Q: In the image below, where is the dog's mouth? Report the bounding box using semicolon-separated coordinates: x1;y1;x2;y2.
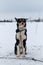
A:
19;25;24;28
18;22;25;29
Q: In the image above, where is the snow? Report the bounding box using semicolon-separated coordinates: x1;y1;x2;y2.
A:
0;22;43;65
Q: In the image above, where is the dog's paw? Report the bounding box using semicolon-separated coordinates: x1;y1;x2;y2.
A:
16;54;20;57
21;54;25;57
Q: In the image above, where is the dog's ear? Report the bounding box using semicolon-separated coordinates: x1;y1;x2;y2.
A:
25;18;28;21
23;18;28;22
15;17;18;22
23;19;27;22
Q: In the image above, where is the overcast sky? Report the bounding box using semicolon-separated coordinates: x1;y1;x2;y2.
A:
0;0;43;14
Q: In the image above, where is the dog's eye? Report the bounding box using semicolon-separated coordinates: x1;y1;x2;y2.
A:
18;21;21;23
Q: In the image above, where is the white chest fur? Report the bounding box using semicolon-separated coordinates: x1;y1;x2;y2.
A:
16;30;26;41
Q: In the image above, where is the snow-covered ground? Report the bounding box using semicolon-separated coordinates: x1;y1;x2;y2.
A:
0;22;43;65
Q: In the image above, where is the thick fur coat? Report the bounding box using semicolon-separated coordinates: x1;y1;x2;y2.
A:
14;18;27;57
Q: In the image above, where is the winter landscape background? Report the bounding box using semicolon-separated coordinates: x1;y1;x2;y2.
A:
0;13;43;65
0;0;43;65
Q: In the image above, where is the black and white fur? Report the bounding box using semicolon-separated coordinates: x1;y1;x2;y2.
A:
14;18;27;57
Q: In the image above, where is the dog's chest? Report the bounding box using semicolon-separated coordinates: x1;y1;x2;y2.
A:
16;30;26;41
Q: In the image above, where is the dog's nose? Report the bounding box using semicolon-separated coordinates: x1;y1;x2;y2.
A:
22;22;23;25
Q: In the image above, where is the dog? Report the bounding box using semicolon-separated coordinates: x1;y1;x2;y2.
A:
14;18;27;57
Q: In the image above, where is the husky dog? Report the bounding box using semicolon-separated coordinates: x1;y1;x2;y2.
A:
14;18;27;57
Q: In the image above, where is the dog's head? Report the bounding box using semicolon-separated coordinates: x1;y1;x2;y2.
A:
15;18;27;30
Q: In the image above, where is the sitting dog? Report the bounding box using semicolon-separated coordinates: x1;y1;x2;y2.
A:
14;18;27;57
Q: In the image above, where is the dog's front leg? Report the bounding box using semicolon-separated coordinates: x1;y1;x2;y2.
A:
22;39;26;57
17;45;20;57
22;47;25;57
